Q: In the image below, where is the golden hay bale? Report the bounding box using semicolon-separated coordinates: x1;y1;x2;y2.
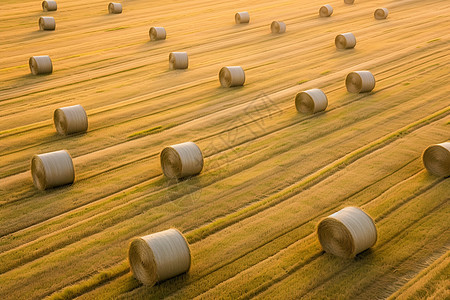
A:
271;21;286;33
235;12;250;24
319;4;333;17
42;0;57;11
108;2;122;14
169;52;188;70
335;32;356;49
29;55;53;75
219;66;245;87
160;142;203;179
128;228;191;286
54;104;88;135
295;89;328;114
422;142;450;177
374;8;389;20
149;27;166;41
345;71;375;93
344;0;355;4
39;16;55;30
31;150;75;190
317;207;377;258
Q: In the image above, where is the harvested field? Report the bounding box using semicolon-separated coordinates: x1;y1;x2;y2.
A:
0;0;449;299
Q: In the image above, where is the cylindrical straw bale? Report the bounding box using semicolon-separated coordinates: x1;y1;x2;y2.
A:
39;16;55;30
54;105;88;135
169;52;188;70
422;142;450;177
295;89;328;114
149;27;166;41
344;0;355;4
317;207;377;258
271;21;286;33
345;71;375;93
42;0;57;11
29;56;53;75
335;32;356;49
219;66;245;87
31;150;75;190
108;2;122;14
235;12;250;24
160;142;203;179
128;228;191;286
374;8;389;20
319;5;333;17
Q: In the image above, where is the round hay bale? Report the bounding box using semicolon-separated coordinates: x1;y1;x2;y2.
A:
219;66;245;87
108;2;122;14
39;16;55;30
29;55;53;75
295;89;328;114
345;71;375;93
169;52;188;70
160;142;203;179
149;27;166;41
54;104;88;135
271;21;286;34
344;0;355;4
374;8;389;20
335;32;356;49
422;142;450;177
319;4;333;17
128;228;191;286
317;207;377;258
42;0;57;11
31;150;75;190
235;12;250;24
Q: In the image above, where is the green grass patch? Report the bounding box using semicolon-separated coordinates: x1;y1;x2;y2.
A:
106;27;128;32
127;124;177;139
320;70;331;76
297;79;309;85
427;38;440;43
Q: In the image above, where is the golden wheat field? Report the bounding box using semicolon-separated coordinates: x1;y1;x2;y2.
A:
0;0;449;298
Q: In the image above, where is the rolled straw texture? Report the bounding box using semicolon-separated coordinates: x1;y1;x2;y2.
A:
42;0;57;11
335;32;356;49
108;2;122;14
271;21;286;33
39;16;55;30
344;0;355;4
319;5;333;17
31;150;75;190
149;27;166;41
345;71;376;93
295;89;328;114
235;12;250;24
219;66;245;87
29;55;53;75
128;228;191;286
160;142;203;179
54;104;88;135
169;52;188;69
374;8;389;20
422;142;450;177
317;207;377;258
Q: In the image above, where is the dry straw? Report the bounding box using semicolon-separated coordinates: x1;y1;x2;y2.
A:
169;52;188;69
295;89;328;114
335;32;356;49
39;16;55;30
128;228;191;286
422;142;450;177
160;142;204;179
374;8;389;20
235;12;250;24
108;2;122;14
271;21;286;33
344;0;355;4
317;207;377;258
219;66;245;87
149;27;166;41
42;0;57;11
31;150;75;190
54;104;88;135
29;56;53;75
346;71;375;93
319;5;333;17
